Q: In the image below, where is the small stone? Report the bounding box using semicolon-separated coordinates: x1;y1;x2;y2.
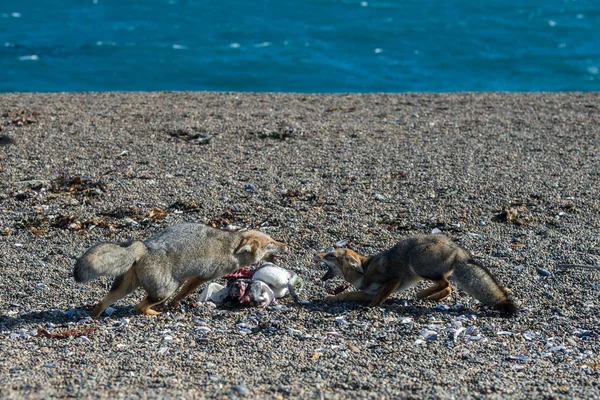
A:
509;355;531;362
245;184;257;192
420;330;438;341
335;239;350;247
348;345;360;353
158;347;169;355
537;268;552;277
431;228;442;234
123;217;138;226
522;331;536;341
231;385;249;396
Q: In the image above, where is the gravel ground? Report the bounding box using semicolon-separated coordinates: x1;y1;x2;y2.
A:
0;92;599;399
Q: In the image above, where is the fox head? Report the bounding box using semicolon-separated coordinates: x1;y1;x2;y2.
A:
235;230;288;265
314;248;366;283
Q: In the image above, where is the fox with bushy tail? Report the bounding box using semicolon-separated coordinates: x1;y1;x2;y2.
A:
74;223;287;318
315;234;517;316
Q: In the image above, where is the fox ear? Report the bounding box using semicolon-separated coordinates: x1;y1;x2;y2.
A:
345;255;364;274
236;238;258;254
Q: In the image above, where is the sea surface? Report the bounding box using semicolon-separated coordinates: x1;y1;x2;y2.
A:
1;0;599;92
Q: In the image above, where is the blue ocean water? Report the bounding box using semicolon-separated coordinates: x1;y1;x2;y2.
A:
1;0;599;93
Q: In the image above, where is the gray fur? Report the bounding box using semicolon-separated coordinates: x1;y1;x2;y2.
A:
319;234;516;314
73;241;147;283
73;223;287;314
372;235;514;309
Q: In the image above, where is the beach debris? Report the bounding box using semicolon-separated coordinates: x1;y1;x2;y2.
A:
0;134;16;146
325;105;357;112
558;263;600;271
492;205;533;225
37;326;97;339
329;282;351;295
537;268;553;277
197;282;228;303
167;127;213;144
579;362;600;369
149;208;167;220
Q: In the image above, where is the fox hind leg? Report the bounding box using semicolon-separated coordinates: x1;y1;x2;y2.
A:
91;268;139;318
135;296;164;316
170;277;205;307
416;279;451;301
135;278;181;316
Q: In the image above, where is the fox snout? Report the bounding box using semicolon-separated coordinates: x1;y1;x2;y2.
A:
314;253;339;281
275;241;288;253
321;266;338;281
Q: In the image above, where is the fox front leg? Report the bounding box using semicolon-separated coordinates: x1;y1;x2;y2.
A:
324;290;374;304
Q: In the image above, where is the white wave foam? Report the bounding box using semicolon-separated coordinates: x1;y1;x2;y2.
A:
19;55;39;61
172;44;187;50
96;41;117;46
548;20;556;27
254;42;271;48
229;43;240;49
361;1;368;6
12;12;21;18
588;66;599;75
374;48;382;54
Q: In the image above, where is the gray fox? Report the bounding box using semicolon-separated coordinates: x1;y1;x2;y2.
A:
74;223;287;317
315;234;517;315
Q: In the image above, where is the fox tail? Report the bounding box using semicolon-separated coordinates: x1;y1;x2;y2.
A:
73;240;147;283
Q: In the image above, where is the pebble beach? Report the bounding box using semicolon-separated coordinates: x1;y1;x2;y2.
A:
0;92;599;399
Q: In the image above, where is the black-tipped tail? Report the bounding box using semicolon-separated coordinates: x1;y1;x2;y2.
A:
495;300;519;317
